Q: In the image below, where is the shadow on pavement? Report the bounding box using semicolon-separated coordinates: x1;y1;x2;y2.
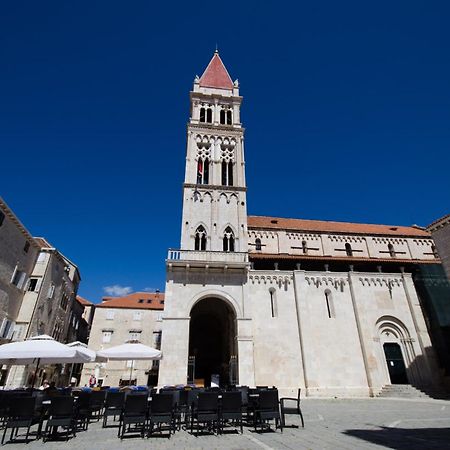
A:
343;426;450;449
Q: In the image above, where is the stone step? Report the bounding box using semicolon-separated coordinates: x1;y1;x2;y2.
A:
377;384;432;399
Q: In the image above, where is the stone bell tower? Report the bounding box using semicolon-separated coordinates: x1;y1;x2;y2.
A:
180;51;248;253
159;53;255;388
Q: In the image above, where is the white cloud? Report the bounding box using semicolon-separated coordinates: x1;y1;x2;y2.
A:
103;285;133;296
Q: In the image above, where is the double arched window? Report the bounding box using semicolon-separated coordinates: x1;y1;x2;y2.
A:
194;226;207;251
302;240;308;254
220;109;232;125
199;107;213;123
223;227;235;252
255;238;262;251
388;243;396;258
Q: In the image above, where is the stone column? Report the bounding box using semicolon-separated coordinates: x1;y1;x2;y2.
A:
237;318;255;387
157;317;190;387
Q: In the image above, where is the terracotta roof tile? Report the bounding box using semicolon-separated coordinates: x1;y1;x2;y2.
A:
98;292;165;310
248;215;430;238
199;52;234;90
76;295;93;306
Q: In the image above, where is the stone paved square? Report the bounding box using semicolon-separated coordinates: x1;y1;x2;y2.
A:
5;398;450;449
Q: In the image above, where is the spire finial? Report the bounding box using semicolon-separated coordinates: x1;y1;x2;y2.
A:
215;43;219;54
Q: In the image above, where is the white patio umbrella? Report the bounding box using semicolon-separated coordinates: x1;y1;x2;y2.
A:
0;334;91;387
97;341;162;385
67;341;107;363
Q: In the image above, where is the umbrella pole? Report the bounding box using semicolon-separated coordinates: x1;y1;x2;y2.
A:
31;358;40;389
129;360;134;386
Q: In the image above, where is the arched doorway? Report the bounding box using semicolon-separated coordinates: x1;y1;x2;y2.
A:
383;343;408;384
189;297;237;387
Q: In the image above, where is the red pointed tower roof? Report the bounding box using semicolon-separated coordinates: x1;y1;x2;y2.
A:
199;51;234;90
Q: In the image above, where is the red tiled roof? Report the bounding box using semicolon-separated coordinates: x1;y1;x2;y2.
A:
34;237;53;248
98;292;165;310
248;216;430;238
199;52;234;90
76;295;93;306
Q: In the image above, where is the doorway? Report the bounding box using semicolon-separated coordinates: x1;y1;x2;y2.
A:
383;343;408;384
189;297;237;387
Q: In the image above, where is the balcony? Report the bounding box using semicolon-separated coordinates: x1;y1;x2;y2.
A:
167;249;249;270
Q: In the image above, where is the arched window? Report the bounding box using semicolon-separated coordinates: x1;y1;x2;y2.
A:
197;159;210;184
223;227;235;252
206;108;212;123
220;110;226;124
255;238;262;251
199;107;206;123
302;240;308;254
226;110;232;125
194;226;207;251
345;243;353;257
325;289;334;318
221;161;233;186
388;243;396;258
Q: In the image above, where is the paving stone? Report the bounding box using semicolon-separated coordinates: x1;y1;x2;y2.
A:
6;398;450;449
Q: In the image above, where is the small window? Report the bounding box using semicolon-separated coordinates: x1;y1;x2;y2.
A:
199;107;206;122
133;311;142;321
102;330;113;343
220;109;226;124
153;330;162;348
0;211;5;227
194;225;207;251
106;310;115;320
11;268;27;290
147;299;152;304
128;330;141;341
302;241;308;254
221;161;233;186
345;243;353;257
27;278;39;291
325;290;334;318
255;238;262;251
37;252;46;263
138;299;144;303
23;241;30;253
269;288;277;318
0;319;15;339
47;283;55;299
388;243;396;258
206;108;212;123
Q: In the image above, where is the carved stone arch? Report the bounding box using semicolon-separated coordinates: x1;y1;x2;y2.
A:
229;193;239;204
193;221;209;236
376;315;411;341
220;223;237;236
203;192;213;203
187;289;242;319
219;193;228;203
192;190;202;202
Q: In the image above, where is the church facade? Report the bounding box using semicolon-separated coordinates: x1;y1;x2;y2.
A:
158;52;443;397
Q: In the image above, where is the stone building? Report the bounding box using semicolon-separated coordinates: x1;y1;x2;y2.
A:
5;237;82;387
0;197;40;346
158;52;449;396
81;292;164;387
427;214;450;279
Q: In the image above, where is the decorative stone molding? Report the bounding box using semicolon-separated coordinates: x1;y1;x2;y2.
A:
305;276;346;289
248;230;277;239
372;237;407;245
249;274;292;286
328;235;365;243
286;233;320;241
412;239;434;246
358;277;402;287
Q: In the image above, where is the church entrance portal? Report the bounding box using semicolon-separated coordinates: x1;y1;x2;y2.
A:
189;298;237;387
383;343;408;384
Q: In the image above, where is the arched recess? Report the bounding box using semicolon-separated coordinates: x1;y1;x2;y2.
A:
376;316;413;385
187;290;242;319
188;296;238;387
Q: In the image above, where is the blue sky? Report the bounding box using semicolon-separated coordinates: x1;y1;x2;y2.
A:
1;1;449;302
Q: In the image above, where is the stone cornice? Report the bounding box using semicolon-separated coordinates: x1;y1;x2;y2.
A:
184;183;247;193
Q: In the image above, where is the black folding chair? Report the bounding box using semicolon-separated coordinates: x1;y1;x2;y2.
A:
280;388;304;428
73;391;91;431
89;390;107;421
220;391;243;434
254;390;282;432
43;396;76;442
103;392;125;427
148;393;174;438
118;394;148;439
1;397;38;445
191;392;219;436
